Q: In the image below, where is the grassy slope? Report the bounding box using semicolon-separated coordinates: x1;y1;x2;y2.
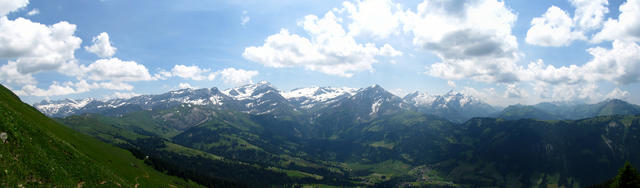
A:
0;84;202;187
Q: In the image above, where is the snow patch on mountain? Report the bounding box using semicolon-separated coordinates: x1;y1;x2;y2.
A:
282;86;357;109
370;99;383;116
222;81;273;101
34;98;96;116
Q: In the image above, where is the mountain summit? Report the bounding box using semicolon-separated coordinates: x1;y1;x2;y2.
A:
32;82;639;123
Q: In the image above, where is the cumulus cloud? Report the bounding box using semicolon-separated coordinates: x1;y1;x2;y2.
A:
110;92;140;99
0;17;82;74
26;8;38;16
243;8;401;77
178;82;194;89
84;32;117;57
17;83;77;96
520;59;585;85
81;58;154;82
522;40;640;86
0;0;158;97
570;0;608;31
155;65;258;86
516;40;640;103
404;0;521;83
170;65;212;81
531;81;600;102
16;80;133;97
525;6;585;47
582;40;640;85
93;81;134;91
343;0;402;38
0;61;36;85
593;0;640;42
605;88;631;99
215;68;258;86
504;84;528;98
525;0;608;47
0;0;28;16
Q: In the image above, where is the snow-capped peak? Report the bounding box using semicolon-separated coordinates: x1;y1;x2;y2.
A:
282;87;357;101
33;98;97;117
222;81;278;100
282;86;357;109
403;91;436;106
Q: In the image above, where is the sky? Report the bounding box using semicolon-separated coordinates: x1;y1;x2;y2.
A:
0;0;639;106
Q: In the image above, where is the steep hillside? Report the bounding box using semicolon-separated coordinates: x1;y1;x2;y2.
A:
0;84;202;187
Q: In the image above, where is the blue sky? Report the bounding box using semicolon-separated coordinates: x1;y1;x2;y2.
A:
1;0;639;106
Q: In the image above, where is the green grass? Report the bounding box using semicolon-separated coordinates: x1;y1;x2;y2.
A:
0;84;203;187
346;160;411;184
369;140;395;149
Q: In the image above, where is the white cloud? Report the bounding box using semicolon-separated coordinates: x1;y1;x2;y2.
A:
447;80;456;88
154;65;257;85
525;6;585;47
96;82;134;91
16;80;134;97
520;40;640;88
72;80;133;93
605;88;630;99
178;82;194;89
243;9;401;77
504;84;528;99
0;61;36;85
215;68;258;86
517;39;640;103
84;32;117;58
520;59;585;85
17;83;77;96
0;0;151;98
593;0;640;42
525;0;608;47
26;8;38;16
582;40;640;85
110;92;140;99
404;0;520;83
81;58;154;82
0;17;81;74
532;82;600;102
0;0;28;16
343;0;402;38
170;65;211;81
570;0;608;31
459;86;500;105
241;10;250;26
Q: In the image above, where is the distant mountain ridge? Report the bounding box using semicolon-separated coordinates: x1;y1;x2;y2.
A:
498;99;640;120
33;82;500;122
404;90;500;122
33;81;639;122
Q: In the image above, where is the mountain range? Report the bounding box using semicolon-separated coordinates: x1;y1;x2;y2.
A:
19;81;640;187
34;81;640;123
33;81;501;123
498;99;640;120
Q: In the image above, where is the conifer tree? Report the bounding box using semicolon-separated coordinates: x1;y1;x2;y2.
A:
611;162;640;188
